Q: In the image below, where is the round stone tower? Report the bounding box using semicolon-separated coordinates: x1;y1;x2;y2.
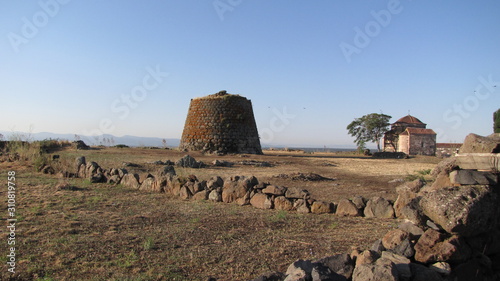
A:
179;91;263;155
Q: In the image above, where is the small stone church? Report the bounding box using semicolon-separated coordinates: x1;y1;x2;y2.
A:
383;115;437;156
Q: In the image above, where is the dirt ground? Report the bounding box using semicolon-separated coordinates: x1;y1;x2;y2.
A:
0;148;440;280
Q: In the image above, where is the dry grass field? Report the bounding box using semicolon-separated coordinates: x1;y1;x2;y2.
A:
0;146;440;280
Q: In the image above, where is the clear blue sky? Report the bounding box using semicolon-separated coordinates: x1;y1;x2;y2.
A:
1;1;499;147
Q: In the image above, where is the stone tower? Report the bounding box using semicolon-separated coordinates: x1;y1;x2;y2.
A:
179;91;263;155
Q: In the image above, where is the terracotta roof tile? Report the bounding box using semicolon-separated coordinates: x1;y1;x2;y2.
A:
394;115;425;125
400;128;436;135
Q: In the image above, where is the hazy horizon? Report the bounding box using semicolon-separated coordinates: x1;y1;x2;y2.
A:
2;1;499;147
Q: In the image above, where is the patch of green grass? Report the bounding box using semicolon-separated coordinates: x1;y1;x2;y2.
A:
329;221;339;229
417;169;432;175
143;237;155;251
117;250;139;268
269;210;288;222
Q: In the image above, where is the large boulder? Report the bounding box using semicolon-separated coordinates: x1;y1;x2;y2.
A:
352;258;399;281
285;187;310;199
274;196;294;211
262;185;287;196
364;197;394;219
284;259;313;281
121;173;140;189
380;251;411;281
419;185;499;237
459;133;500;153
382;229;414;258
314;254;354;280
336;199;362;217
250;193;273;209
311;201;334;214
414;229;471;264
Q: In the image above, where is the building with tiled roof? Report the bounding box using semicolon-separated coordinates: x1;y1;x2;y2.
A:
383;115;437;156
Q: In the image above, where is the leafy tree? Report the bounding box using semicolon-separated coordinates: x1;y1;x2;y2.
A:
347;113;392;152
495;109;500;133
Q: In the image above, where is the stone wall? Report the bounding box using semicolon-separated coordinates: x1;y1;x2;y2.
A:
49;153;500;281
179;91;262;155
399;133;436;156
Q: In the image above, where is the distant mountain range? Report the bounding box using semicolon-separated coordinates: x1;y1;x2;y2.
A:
0;131;180;147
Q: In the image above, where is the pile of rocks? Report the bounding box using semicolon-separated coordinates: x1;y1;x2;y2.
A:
251;157;500;280
64;152;500;280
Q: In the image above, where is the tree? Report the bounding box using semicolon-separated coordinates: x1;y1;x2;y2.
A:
347;113;392;152
494;109;500;133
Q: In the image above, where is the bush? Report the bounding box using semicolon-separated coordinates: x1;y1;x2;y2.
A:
115;144;129;148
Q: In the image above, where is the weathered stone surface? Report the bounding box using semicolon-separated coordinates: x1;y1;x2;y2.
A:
382;229;410;251
150;176;169;192
274;196;293;211
262;185;287;196
139;173;154;184
311;201;334;214
139;177;156;192
371;240;385;254
159;165;176;177
355;250;380;267
285;259;313;281
381;251;411;281
414;229;471;264
410;263;444;281
394;190;418;218
121;173;140;189
235;191;251;206
179;186;192;200
75;156;86;173
398;221;424;238
351;196;366;210
396;179;425;194
426;170;452;192
175;155;203;168
430;157;458;178
311;263;347;281
90;172;105;183
167;177;184;196
400;197;427;226
250;193;273;209
419;185;499;237
222;177;252;203
206;176;224;191
86;161;100;177
449;169;497;185
78;163;87;178
107;175;121;184
208;189;222;202
315;254;354;280
294;199;310;213
352;258;398;281
285;187;310;199
364;197;394;219
192;190;208;200
336;199;361;217
459;133;500;153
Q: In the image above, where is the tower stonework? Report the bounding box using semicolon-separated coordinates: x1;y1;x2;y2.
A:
179;91;263;155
